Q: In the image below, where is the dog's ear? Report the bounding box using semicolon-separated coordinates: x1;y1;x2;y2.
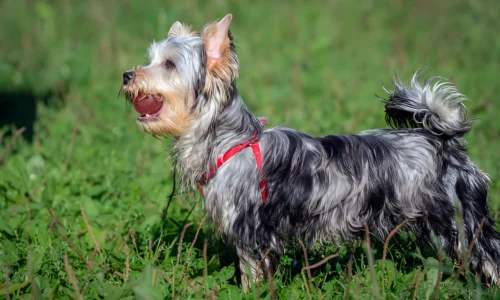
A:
202;14;233;70
168;21;194;38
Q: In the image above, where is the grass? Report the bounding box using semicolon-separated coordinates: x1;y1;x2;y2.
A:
1;0;499;298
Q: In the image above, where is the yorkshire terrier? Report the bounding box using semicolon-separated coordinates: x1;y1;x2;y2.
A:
121;14;500;289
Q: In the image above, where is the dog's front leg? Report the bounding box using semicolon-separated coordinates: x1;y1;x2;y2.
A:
237;246;278;293
237;247;260;292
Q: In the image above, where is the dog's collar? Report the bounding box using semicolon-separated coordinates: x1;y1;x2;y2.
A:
197;119;268;203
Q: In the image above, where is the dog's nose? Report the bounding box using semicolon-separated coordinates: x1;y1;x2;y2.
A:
123;71;135;85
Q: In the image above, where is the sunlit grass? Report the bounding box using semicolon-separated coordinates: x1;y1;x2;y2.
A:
1;0;499;298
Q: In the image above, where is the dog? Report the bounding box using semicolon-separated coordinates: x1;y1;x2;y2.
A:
121;14;500;289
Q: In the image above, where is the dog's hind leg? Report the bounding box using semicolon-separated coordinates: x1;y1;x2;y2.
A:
454;169;500;285
419;192;462;266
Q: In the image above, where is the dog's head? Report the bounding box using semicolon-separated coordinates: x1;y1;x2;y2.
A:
120;14;238;138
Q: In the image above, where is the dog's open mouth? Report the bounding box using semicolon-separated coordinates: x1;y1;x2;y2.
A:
132;93;164;121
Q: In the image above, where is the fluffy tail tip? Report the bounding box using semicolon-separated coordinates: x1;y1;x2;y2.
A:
383;70;475;137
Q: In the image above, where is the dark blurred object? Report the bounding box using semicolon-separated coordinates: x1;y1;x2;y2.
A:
0;90;46;143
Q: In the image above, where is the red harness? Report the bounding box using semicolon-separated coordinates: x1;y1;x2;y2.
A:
197;121;268;203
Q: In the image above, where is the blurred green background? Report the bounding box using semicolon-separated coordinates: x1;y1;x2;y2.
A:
1;0;499;298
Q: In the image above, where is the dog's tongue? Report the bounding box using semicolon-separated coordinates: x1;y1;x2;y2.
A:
133;94;163;115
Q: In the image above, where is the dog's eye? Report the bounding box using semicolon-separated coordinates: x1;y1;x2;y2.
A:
165;59;176;70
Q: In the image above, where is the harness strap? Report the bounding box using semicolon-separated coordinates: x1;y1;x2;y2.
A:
197;121;268;203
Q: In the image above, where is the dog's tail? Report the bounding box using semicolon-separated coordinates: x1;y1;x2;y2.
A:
383;70;474;138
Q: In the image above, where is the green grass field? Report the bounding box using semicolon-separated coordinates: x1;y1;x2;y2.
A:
1;0;499;298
